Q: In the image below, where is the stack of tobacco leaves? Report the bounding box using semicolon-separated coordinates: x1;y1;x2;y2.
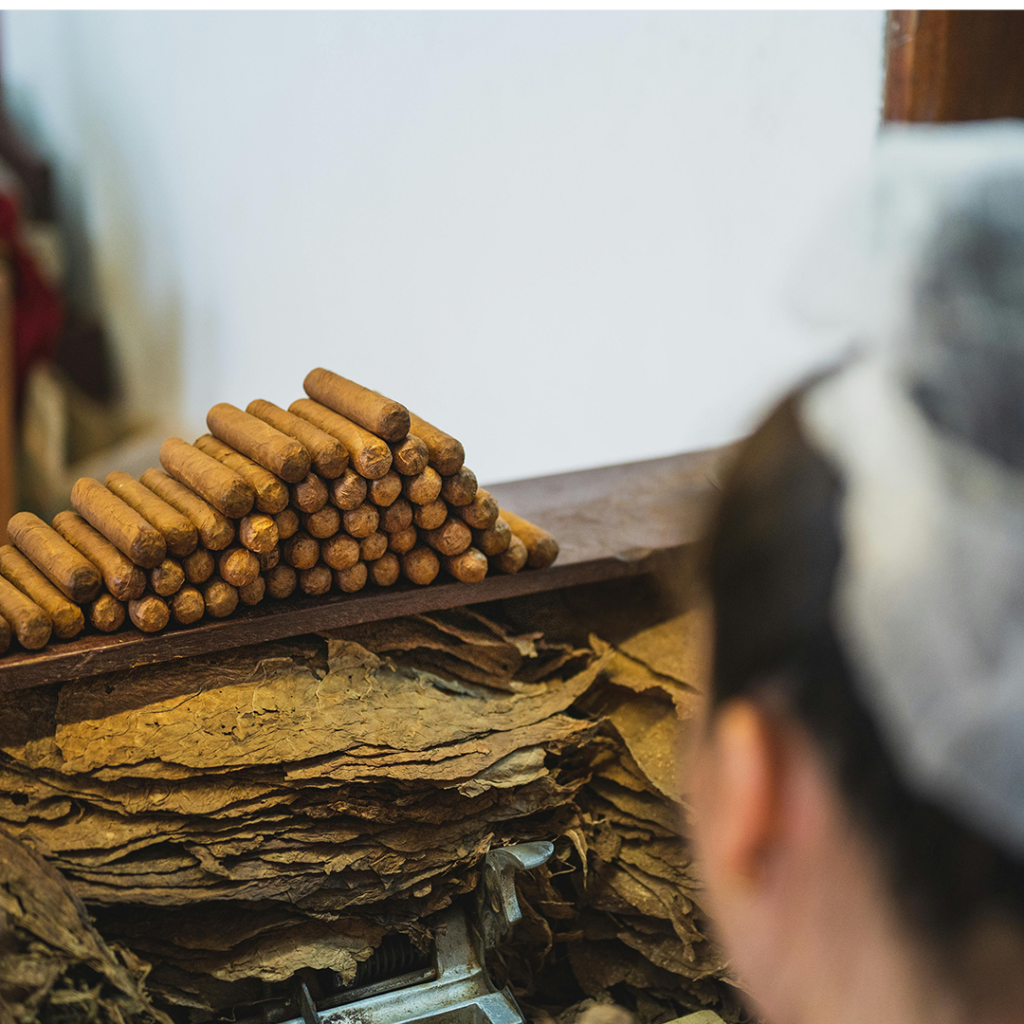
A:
0;578;743;1023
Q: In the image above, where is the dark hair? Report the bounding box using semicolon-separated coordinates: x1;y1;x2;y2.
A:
706;386;1024;946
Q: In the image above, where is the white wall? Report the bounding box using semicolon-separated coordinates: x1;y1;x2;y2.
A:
3;11;884;483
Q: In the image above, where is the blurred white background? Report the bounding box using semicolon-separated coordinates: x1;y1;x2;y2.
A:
3;11;884;484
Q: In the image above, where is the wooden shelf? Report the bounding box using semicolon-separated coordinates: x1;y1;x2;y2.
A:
0;448;725;692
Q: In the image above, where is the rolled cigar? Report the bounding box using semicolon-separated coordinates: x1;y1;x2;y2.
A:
369;552;400;587
401;546;440;586
413;498;448;531
217;547;260;588
193;434;289;514
149;558;185;597
499;509;560;569
274;508;300;541
170;585;205;625
159;437;254;519
289;399;393;480
401;467;442;506
8;512;102;603
444;547;488;584
207;403;310;483
0;545;83;639
0;576;50;649
258;546;281;571
474;517;512;556
380;498;413;534
423;518;472;557
246;399;348;479
408;412;464;476
239;513;279;553
182;547;215;585
140;468;235;551
302;505;341;540
202;577;238;619
70;477;166;569
128;594;170;633
320;534;360;571
89;593;125;633
453;488;499;530
368;471;402;508
264;564;298;600
303;368;410;442
105;471;198;557
334;562;368;593
298;563;332;596
329;469;368;511
389;435;429;476
282;531;319;570
342;504;379;539
493;533;528;574
238;575;266;606
441;467;478;507
290;472;328;514
52;511;146;601
0;613;10;654
388;525;418;555
359;531;388;562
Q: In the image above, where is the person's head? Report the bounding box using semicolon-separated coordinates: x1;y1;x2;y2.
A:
691;123;1024;1024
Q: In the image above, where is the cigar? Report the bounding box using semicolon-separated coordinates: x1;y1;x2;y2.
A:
0;545;84;640
401;467;442;506
202;577;238;619
140;469;235;551
0;576;51;649
182;547;215;585
334;562;368;593
217;547;260;588
149;558;185;597
329;469;368;511
453;489;499;530
401;546;440;586
8;512;102;603
193;434;290;514
70;477;166;569
258;546;281;572
290;472;328;514
128;594;170;633
342;504;379;539
413;498;448;531
359;532;388;562
443;547;488;584
474;517;512;557
105;471;198;558
245;399;348;479
274;508;300;541
282;531;319;570
369;552;400;587
289;399;393;480
301;506;341;540
388;525;418;555
298;564;332;596
423;518;472;557
408;412;465;476
170;585;205;625
367;471;402;508
389;435;429;477
380;498;413;534
89;593;126;633
207;403;311;483
239;513;279;553
264;565;298;600
492;533;527;574
159;437;254;519
0;613;10;654
499;509;560;569
303;368;410;443
320;534;360;571
52;511;146;602
238;575;266;606
440;467;478;507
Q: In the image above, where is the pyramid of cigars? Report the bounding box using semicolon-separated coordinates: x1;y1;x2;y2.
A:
0;369;559;656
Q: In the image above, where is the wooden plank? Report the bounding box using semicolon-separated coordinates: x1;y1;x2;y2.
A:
0;447;724;691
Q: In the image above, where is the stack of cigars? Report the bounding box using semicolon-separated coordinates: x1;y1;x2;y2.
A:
0;369;559;655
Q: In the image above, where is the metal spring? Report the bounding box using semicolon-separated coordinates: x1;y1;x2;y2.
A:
353;934;432;987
